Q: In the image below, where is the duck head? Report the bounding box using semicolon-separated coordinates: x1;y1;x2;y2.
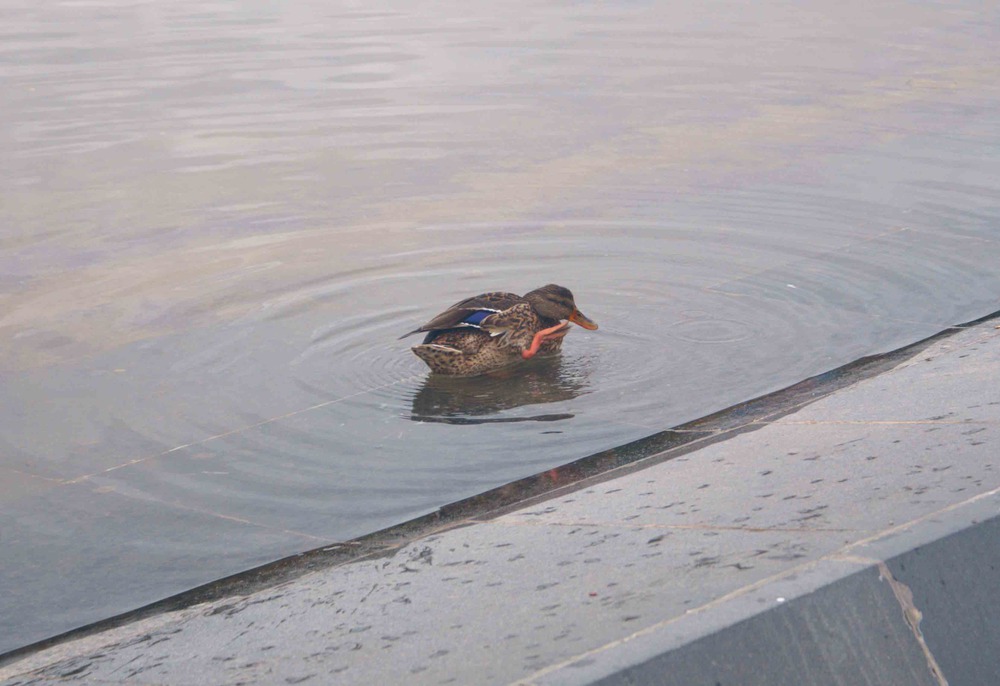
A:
524;284;598;330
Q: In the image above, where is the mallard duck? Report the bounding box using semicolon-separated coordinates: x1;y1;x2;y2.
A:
401;284;598;376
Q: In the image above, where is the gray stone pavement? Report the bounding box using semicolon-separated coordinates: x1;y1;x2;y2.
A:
2;321;999;685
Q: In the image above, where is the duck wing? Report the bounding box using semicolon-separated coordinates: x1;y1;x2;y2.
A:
400;292;526;339
476;302;539;351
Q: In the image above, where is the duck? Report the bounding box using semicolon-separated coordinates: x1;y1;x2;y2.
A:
401;284;598;376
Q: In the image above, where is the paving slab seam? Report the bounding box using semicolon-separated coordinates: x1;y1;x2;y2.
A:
833;483;1000;554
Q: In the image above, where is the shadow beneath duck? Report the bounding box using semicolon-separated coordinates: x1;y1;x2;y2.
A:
408;355;589;425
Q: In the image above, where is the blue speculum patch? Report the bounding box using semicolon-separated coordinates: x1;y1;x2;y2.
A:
463;310;492;325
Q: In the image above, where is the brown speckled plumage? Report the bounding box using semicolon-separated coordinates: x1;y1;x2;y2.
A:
402;284;598;376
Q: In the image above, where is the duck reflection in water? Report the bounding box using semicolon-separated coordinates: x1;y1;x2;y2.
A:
409;354;590;425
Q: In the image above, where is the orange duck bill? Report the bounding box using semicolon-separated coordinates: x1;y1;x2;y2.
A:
568;308;598;330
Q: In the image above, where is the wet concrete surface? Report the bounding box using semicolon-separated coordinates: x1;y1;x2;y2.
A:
1;320;999;685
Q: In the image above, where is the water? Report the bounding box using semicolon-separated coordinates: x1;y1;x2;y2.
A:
2;0;1000;653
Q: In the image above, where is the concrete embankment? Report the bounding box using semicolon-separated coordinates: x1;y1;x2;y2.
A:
2;318;999;685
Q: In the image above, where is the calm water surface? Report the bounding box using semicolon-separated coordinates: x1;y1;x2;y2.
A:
2;0;1000;651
